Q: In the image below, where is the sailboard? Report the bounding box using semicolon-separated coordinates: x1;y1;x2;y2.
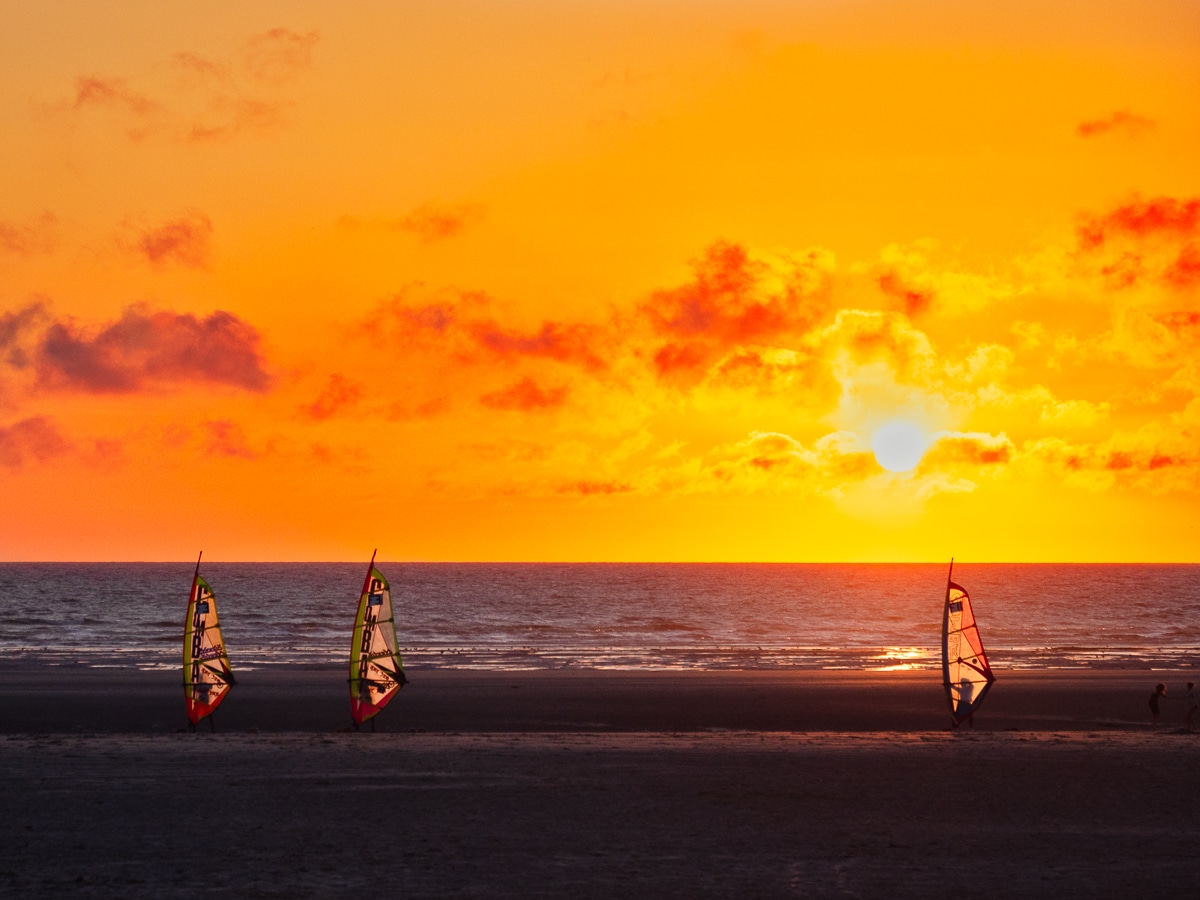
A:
942;560;995;727
183;552;236;726
349;550;407;726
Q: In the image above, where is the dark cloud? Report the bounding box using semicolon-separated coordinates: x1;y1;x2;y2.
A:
299;374;364;420
479;377;568;411
130;212;214;268
0;302;50;368
0;416;71;469
1077;110;1154;139
33;305;271;394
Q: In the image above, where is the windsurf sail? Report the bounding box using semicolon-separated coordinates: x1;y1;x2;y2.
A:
183;552;235;725
349;550;407;725
942;560;995;727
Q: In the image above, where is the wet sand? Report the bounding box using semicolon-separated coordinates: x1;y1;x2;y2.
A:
1;666;1197;897
0;664;1185;734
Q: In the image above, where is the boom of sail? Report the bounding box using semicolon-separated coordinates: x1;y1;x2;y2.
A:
942;563;995;727
183;554;235;725
349;551;407;725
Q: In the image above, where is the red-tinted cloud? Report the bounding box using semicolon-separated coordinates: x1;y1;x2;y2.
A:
202;420;257;459
1077;110;1154;139
1078;196;1200;249
300;374;364;420
877;269;935;316
1164;244;1200;289
0;416;71;469
33;306;271;394
479;377;567;411
924;432;1013;466
0;213;57;256
242;28;319;83
560;480;633;495
130;212;213;269
641;241;832;381
468;320;607;371
338;202;485;244
73;76;157;117
187;99;283;142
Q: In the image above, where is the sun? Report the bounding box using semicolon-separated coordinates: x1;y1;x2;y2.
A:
871;420;929;472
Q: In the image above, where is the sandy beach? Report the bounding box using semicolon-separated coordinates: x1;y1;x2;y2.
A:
1;665;1197;897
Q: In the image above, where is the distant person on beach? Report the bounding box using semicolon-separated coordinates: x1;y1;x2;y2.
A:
1186;682;1197;733
1149;683;1167;726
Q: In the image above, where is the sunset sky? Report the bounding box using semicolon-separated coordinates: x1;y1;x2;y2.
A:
2;1;1198;561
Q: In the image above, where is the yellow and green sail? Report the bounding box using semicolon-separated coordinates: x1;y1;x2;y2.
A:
183;553;235;725
349;550;407;725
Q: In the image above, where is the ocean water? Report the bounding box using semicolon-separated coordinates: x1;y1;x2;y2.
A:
0;563;1197;671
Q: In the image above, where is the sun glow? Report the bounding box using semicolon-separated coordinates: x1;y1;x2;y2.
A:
871;421;929;473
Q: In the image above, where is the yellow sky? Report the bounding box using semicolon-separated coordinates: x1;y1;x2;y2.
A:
2;1;1198;561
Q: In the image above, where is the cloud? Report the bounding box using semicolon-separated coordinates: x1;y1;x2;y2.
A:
479;377;568;411
697;430;876;495
868;242;1022;317
242;28;319;84
60;30;317;144
362;287;610;372
73;76;157;117
559;480;633;495
0;416;71;469
0;213;57;257
1023;435;1200;493
877;267;935;316
923;431;1014;466
0;302;51;369
468;319;608;371
1077;110;1155;139
1078;196;1199;248
30;305;271;394
339;203;485;244
299;374;364;420
640;241;835;381
202;420;257;459
126;212;214;269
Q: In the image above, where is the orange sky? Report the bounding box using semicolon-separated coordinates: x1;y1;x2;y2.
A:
2;1;1199;561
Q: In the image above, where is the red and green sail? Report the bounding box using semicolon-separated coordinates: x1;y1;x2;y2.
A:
349;550;407;725
183;554;235;725
942;561;995;726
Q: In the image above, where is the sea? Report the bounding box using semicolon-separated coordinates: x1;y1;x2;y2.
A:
1;563;1197;672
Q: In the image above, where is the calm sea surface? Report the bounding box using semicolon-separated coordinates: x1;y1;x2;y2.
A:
1;563;1197;671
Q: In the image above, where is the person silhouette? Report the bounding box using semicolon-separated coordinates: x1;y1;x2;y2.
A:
1186;682;1197;733
957;677;975;729
1149;683;1167;726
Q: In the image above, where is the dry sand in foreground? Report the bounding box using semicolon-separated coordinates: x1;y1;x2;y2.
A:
1;666;1198;898
1;731;1197;899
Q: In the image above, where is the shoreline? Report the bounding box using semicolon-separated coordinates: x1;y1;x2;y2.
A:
2;663;1194;734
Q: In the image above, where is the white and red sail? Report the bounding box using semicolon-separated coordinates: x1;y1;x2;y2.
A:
942;562;995;726
349;550;407;725
183;553;235;725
